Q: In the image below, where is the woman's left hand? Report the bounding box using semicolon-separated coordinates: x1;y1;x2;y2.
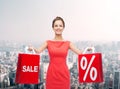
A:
83;47;95;53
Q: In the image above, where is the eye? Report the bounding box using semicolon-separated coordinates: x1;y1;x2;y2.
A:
59;25;63;27
54;25;58;27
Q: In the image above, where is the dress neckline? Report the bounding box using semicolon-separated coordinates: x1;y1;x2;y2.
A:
48;40;68;42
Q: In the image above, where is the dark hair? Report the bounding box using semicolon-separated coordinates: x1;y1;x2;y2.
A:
52;16;65;28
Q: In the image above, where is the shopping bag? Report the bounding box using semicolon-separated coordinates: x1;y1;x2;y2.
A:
15;53;40;84
78;47;103;83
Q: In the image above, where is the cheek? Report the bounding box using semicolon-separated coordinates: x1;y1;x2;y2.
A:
52;27;64;32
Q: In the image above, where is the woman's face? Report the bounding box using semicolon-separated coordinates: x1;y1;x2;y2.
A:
53;20;64;35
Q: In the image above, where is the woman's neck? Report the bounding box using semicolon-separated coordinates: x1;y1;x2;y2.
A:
54;35;64;41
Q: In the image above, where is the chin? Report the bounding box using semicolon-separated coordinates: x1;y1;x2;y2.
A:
56;33;62;35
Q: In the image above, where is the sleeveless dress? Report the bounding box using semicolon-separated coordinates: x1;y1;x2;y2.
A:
46;40;70;89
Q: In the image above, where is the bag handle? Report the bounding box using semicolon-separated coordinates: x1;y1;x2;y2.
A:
24;46;36;54
83;47;95;54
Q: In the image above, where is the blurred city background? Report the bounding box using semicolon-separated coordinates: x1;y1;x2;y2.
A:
0;40;120;89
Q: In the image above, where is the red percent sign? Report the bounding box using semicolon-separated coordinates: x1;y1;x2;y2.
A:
78;53;103;83
81;55;97;81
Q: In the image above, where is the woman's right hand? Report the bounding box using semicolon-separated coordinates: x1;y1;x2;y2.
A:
24;45;36;54
27;45;34;51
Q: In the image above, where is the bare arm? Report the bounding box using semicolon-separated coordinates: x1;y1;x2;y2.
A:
29;41;47;54
69;42;83;55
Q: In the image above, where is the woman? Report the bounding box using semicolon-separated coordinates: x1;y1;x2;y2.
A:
29;16;90;89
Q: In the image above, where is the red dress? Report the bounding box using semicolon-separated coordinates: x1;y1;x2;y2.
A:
46;40;70;89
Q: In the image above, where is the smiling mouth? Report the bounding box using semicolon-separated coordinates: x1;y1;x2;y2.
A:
56;29;61;32
57;30;61;32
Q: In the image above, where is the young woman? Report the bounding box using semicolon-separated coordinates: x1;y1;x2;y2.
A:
29;16;90;89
